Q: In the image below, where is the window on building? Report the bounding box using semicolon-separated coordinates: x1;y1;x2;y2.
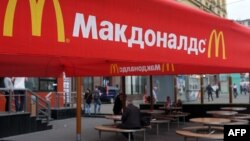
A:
125;76;147;95
26;77;57;92
217;0;220;6
178;73;250;105
83;77;93;91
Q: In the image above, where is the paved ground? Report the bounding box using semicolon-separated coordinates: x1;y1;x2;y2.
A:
1;117;213;141
1;94;248;141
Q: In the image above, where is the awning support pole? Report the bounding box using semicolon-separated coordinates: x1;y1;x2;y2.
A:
76;77;82;141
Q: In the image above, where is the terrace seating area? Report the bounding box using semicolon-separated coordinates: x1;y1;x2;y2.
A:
0;117;221;141
0;98;249;141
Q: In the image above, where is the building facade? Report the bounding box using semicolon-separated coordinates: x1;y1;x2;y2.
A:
176;0;227;18
1;0;233;111
237;19;250;27
79;0;229;103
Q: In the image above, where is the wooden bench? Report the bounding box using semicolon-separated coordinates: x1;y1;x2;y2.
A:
176;126;223;141
95;124;146;141
150;119;170;135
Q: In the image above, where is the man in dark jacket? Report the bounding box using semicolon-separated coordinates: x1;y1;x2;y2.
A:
118;99;141;141
206;84;214;102
84;88;92;115
113;93;124;115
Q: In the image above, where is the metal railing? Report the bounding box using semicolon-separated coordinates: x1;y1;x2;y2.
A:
46;92;84;109
0;88;51;123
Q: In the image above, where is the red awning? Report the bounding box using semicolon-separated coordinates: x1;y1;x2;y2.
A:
1;0;250;76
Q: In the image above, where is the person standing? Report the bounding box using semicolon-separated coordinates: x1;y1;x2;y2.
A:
113;92;124;115
4;77;13;112
13;77;26;112
117;99;141;141
152;86;158;103
214;84;220;98
206;84;214;102
233;83;238;98
243;83;247;95
93;86;101;114
84;88;92;116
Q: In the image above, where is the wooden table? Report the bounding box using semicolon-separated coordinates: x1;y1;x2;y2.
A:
206;110;238;118
167;113;189;127
220;107;247;111
190;117;230;132
105;115;122;121
190;117;231;126
140;110;165;114
159;106;182;114
232;114;250;120
150;119;170;135
159;106;182;110
105;115;121;124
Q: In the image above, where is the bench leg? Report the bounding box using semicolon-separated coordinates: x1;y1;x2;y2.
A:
98;131;101;141
128;133;131;141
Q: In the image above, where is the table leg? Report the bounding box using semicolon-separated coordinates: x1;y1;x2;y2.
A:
208;125;211;132
128;133;131;141
177;118;180;128
144;130;146;141
156;124;159;135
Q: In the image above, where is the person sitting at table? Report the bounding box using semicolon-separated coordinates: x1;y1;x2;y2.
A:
117;99;141;141
165;96;171;114
176;99;182;107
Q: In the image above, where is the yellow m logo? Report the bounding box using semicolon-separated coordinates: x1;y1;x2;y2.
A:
110;64;119;74
161;63;175;72
207;29;226;59
3;0;65;42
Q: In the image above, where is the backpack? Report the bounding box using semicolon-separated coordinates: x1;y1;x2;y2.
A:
0;77;5;88
93;90;100;100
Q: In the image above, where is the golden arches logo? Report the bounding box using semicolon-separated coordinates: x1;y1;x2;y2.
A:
3;0;65;42
110;64;119;74
207;29;226;59
161;63;175;72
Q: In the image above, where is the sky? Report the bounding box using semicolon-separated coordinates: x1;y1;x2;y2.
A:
226;0;250;20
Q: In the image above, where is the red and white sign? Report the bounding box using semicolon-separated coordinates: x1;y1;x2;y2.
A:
0;0;250;76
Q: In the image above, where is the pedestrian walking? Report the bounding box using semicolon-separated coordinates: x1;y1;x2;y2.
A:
233;83;238;98
84;88;92;115
206;84;214;102
93;86;101;114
